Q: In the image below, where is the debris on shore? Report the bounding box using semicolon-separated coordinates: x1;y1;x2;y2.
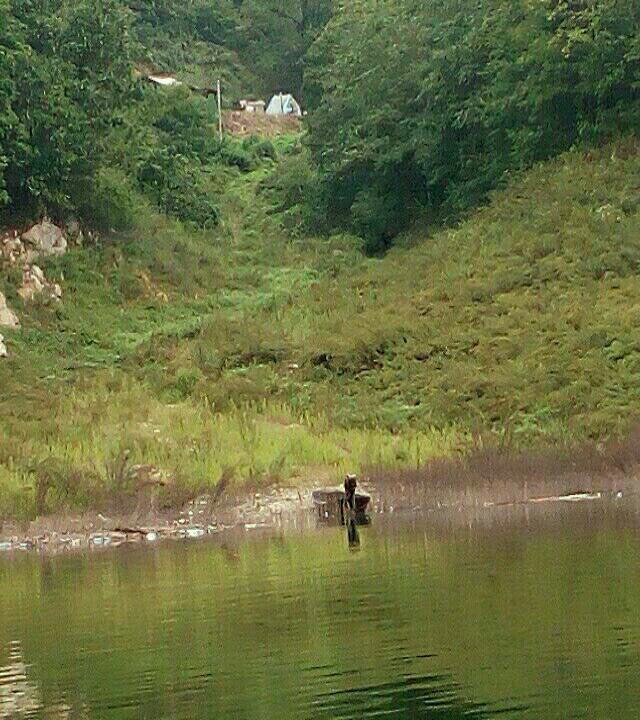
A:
0;485;314;556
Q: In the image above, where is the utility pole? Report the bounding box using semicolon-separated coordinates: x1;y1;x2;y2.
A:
217;79;223;141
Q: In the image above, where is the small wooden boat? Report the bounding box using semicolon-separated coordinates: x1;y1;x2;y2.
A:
312;488;371;520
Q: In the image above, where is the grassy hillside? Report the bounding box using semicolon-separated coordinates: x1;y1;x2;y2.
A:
1;137;639;519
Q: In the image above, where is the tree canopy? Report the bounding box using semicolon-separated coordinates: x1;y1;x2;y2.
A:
303;0;640;249
1;0;638;242
0;0;332;223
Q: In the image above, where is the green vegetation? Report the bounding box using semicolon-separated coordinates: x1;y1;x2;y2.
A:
2;139;640;518
130;0;333;101
1;0;639;520
0;0;332;226
300;0;640;249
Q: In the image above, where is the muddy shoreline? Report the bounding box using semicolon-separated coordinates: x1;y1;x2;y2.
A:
0;484;320;555
1;467;638;555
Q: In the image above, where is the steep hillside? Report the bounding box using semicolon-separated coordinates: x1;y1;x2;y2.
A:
129;0;259;100
1;138;639;519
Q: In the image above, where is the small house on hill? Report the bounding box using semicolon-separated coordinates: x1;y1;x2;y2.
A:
147;74;182;88
146;74;217;98
239;99;266;114
266;93;302;117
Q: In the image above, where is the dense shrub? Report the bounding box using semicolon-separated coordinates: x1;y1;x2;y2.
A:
261;146;324;232
242;136;277;162
137;149;220;228
150;87;218;161
217;137;277;172
1;0;135;217
218;140;256;172
76;167;139;232
306;0;640;247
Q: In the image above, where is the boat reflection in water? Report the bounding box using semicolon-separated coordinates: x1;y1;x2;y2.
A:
312;474;371;549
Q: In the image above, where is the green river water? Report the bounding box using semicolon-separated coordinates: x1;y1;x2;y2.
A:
1;504;639;719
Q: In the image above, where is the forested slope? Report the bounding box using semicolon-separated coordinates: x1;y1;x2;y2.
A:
293;0;640;249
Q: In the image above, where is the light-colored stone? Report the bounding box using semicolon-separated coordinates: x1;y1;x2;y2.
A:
66;219;81;237
0;292;19;328
17;265;62;303
30;265;45;284
66;219;84;246
0;234;27;266
22;220;67;258
0;334;7;358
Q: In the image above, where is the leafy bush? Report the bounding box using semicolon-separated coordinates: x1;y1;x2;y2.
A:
137;149;220;228
216;137;278;173
261;147;324;232
2;0;135;217
217;139;257;172
76;167;139;232
306;0;640;247
151;87;218;161
242;136;277;162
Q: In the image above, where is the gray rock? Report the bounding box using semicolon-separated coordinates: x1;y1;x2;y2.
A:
0;334;7;358
66;219;85;246
185;527;205;539
1;234;26;265
66;219;81;237
22;220;67;258
17;265;62;303
0;292;19;328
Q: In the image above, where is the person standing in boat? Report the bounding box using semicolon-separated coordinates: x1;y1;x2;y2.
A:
344;474;358;511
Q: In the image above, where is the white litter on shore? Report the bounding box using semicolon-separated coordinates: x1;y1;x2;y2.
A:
529;492;602;504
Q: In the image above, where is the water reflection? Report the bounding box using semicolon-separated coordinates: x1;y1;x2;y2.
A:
311;674;493;719
0;642;83;720
0;641;41;718
346;517;360;549
1;502;639;720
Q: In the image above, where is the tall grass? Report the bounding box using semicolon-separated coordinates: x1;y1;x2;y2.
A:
1;138;640;519
0;374;460;519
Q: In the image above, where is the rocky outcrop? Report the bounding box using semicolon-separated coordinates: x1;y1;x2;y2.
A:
66;219;85;246
0;334;7;358
0;232;29;266
0;220;68;330
21;220;67;258
0;292;19;329
17;265;62;303
1;221;70;266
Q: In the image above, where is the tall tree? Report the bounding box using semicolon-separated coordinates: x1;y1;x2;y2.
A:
3;0;135;214
238;0;333;102
0;0;22;205
304;0;640;248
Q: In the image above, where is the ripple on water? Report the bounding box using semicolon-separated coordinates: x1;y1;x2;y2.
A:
2;510;640;720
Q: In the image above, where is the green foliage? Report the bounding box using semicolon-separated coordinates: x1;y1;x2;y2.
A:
137;149;220;227
305;0;640;246
0;0;335;228
237;0;333;101
2;0;135;216
241;136;278;162
262;145;325;233
217;141;256;173
149;86;218;160
2;140;640;517
215;137;278;173
0;0;21;206
76;167;140;232
127;0;331;103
